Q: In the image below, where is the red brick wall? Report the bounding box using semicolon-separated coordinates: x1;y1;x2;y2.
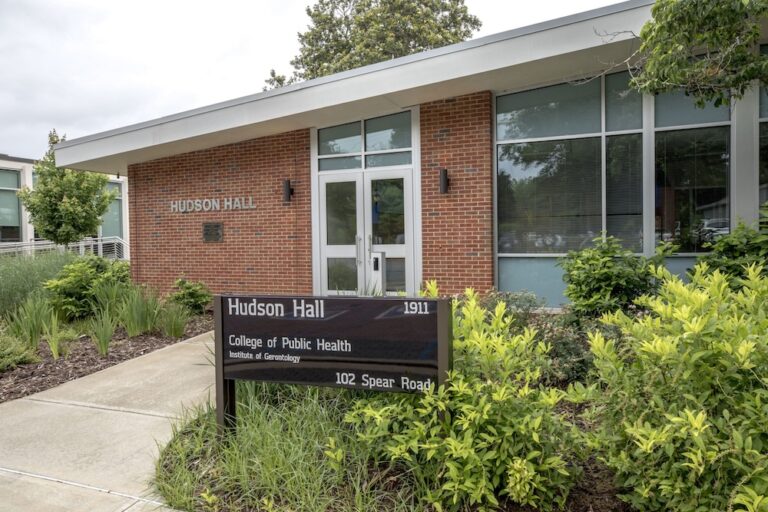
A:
127;129;312;295
420;92;494;294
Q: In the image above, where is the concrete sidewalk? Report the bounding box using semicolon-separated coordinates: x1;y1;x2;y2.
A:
0;331;215;512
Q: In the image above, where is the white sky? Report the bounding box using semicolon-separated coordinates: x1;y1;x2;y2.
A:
0;0;621;159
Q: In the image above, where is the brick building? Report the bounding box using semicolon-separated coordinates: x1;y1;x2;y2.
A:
56;0;768;305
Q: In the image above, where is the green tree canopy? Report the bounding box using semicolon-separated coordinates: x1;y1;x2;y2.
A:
18;130;116;247
265;0;480;89
631;0;768;107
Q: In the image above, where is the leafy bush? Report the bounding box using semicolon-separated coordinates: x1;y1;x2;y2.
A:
158;302;191;338
168;278;212;315
0;251;75;316
559;235;672;317
5;292;52;350
529;314;594;387
345;288;578;511
44;256;130;320
0;334;38;372
42;313;77;360
590;264;768;511
699;208;768;282
90;309;116;356
120;286;160;337
480;290;544;328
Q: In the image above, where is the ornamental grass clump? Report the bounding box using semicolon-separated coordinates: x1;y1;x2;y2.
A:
590;263;768;512
120;285;160;337
158;302;190;339
5;292;51;350
42;313;76;360
345;284;578;511
90;308;116;356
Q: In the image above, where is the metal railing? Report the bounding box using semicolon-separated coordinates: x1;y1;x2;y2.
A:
0;236;130;260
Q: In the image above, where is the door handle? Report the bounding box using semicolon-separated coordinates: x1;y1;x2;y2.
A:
356;235;362;266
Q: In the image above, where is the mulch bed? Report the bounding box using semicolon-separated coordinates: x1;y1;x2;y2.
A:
0;313;213;404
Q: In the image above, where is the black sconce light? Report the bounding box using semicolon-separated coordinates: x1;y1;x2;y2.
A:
283;179;294;202
439;168;450;194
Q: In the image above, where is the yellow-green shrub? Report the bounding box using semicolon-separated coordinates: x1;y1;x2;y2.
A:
345;288;578;511
590;264;768;511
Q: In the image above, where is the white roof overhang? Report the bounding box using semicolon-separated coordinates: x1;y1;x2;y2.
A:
55;0;653;174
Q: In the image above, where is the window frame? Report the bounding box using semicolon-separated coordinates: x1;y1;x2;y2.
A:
0;168;22;243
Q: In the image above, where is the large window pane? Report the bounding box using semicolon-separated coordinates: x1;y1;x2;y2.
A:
0;169;20;189
318;122;361;155
0;189;21;242
760;123;768;205
385;258;405;293
102;199;122;238
497;138;602;253
496;81;600;140
607;134;643;251
365;111;411;151
655;90;729;128
606;72;642;132
372;179;405;244
655;126;730;252
326;181;357;245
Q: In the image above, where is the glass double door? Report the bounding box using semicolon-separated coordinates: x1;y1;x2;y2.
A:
319;169;414;296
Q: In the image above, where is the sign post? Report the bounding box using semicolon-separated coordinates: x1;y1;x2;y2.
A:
214;295;452;431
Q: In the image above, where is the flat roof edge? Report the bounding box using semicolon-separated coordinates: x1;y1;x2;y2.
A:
55;0;652;152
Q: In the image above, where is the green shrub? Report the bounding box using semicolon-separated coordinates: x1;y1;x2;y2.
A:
345;288;578;511
0;334;38;372
5;292;51;350
168;278;212;315
120;286;160;337
158;302;191;339
589;264;768;511
0;251;75;316
699;209;768;282
480;290;544;328
529;314;594;387
559;235;673;317
44;256;130;320
42;313;77;360
90;309;116;356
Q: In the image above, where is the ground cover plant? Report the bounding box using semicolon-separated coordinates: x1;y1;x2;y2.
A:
156;383;419;512
0;251;75;316
589;264;768;511
169;278;212;314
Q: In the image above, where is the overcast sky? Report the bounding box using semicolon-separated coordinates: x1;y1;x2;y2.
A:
0;0;620;159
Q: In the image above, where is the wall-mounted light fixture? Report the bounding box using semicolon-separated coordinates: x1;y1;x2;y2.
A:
283;179;294;202
439;168;450;194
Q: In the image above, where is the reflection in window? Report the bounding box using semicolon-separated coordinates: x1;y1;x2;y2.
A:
318;122;361;155
385;258;405;292
497;138;601;253
365;111;411;151
326;181;357;245
371;179;405;244
328;258;357;292
0;169;21;242
607;134;643;251
655;127;730;252
496;80;600;140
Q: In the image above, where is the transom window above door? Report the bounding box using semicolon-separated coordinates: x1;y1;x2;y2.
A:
318;111;412;171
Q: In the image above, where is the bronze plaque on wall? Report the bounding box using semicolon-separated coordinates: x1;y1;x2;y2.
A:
202;223;223;242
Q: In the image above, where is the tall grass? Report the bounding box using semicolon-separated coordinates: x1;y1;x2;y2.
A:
90;280;129;317
120;286;160;337
157;302;190;339
0;251;76;316
42;313;76;360
90;309;116;356
155;383;418;512
5;292;51;350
